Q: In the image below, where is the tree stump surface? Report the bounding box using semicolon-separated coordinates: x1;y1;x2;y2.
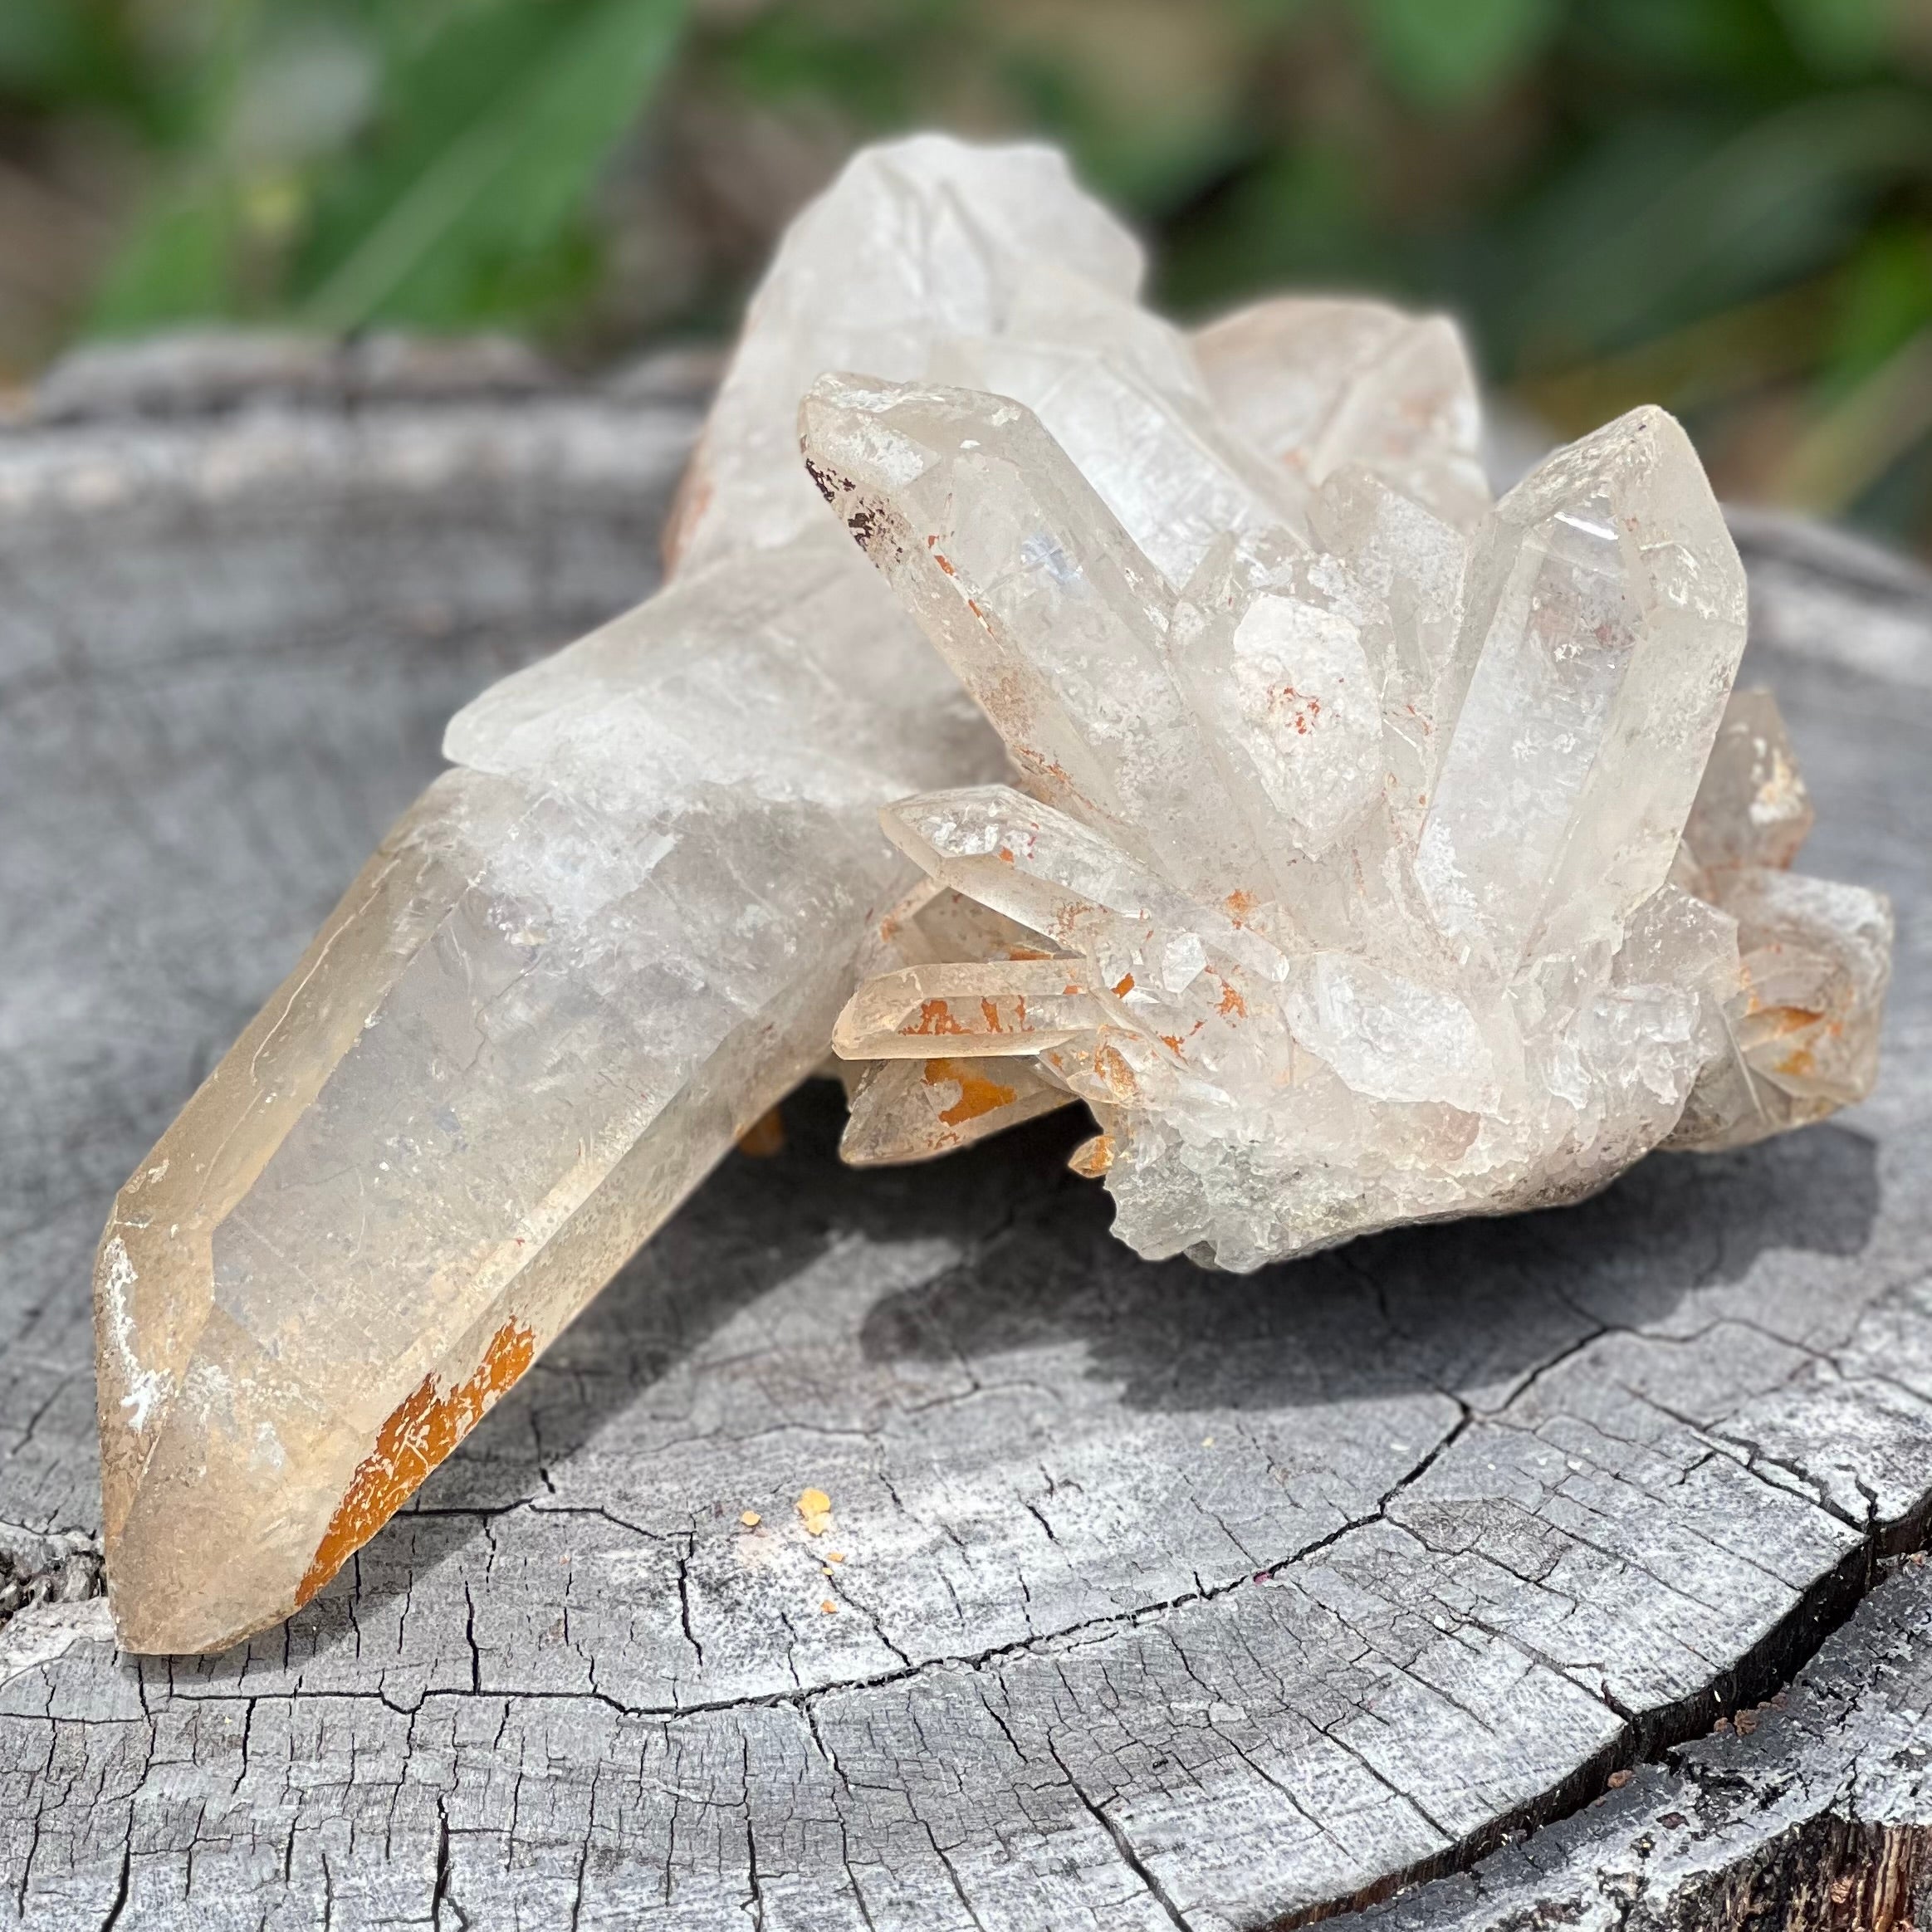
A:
2;340;1931;1931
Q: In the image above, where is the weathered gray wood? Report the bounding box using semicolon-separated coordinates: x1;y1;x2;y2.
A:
2;340;1930;1930
1367;1555;1932;1930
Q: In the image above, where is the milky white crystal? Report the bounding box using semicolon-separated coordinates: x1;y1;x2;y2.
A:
808;349;1893;1269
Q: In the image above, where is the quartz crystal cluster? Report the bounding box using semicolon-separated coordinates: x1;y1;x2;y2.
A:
808;357;1893;1269
91;132;1890;1656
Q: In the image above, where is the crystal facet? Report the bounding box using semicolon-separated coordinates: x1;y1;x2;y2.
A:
808;362;1892;1272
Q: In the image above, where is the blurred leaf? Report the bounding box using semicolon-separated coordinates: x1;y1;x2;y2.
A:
1362;0;1561;107
0;0;147;107
1507;90;1932;364
1773;0;1893;73
1825;223;1932;389
1161;142;1396;313
298;0;685;330
984;0;1255;215
86;185;247;333
719;1;951;126
1777;325;1932;508
79;2;263;334
1516;280;1830;432
1574;0;1812;88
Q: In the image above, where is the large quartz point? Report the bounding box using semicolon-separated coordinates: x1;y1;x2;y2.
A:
809;367;1893;1270
93;135;1183;1655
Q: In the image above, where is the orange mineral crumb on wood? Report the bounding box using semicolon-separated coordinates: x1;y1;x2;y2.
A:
924;1057;1017;1127
296;1317;535;1607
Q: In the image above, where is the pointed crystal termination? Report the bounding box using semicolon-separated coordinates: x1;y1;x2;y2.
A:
797;375;1269;906
834;878;1077;1167
1666;686;1890;1150
1192;296;1490;534
1415;406;1749;976
813;364;1891;1269
94;135;1181;1655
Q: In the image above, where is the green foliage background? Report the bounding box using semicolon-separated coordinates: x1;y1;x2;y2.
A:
6;0;1932;539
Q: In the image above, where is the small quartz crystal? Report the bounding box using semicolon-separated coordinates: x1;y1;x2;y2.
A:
808;352;1892;1269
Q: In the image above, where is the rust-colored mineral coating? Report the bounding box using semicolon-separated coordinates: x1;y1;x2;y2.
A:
296;1318;534;1608
928;1059;1019;1127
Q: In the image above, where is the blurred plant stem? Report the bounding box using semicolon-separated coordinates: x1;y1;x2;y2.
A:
1776;327;1932;512
301;0;685;330
1515;282;1834;432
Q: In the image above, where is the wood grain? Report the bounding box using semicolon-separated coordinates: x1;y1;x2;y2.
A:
2;340;1930;1930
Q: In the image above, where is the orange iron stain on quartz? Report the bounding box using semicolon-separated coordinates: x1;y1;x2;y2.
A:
1068;1132;1113;1177
296;1318;535;1607
924;1058;1018;1126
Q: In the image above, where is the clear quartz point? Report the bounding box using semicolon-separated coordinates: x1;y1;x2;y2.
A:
834;878;1075;1166
812;360;1892;1271
1193;296;1491;533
